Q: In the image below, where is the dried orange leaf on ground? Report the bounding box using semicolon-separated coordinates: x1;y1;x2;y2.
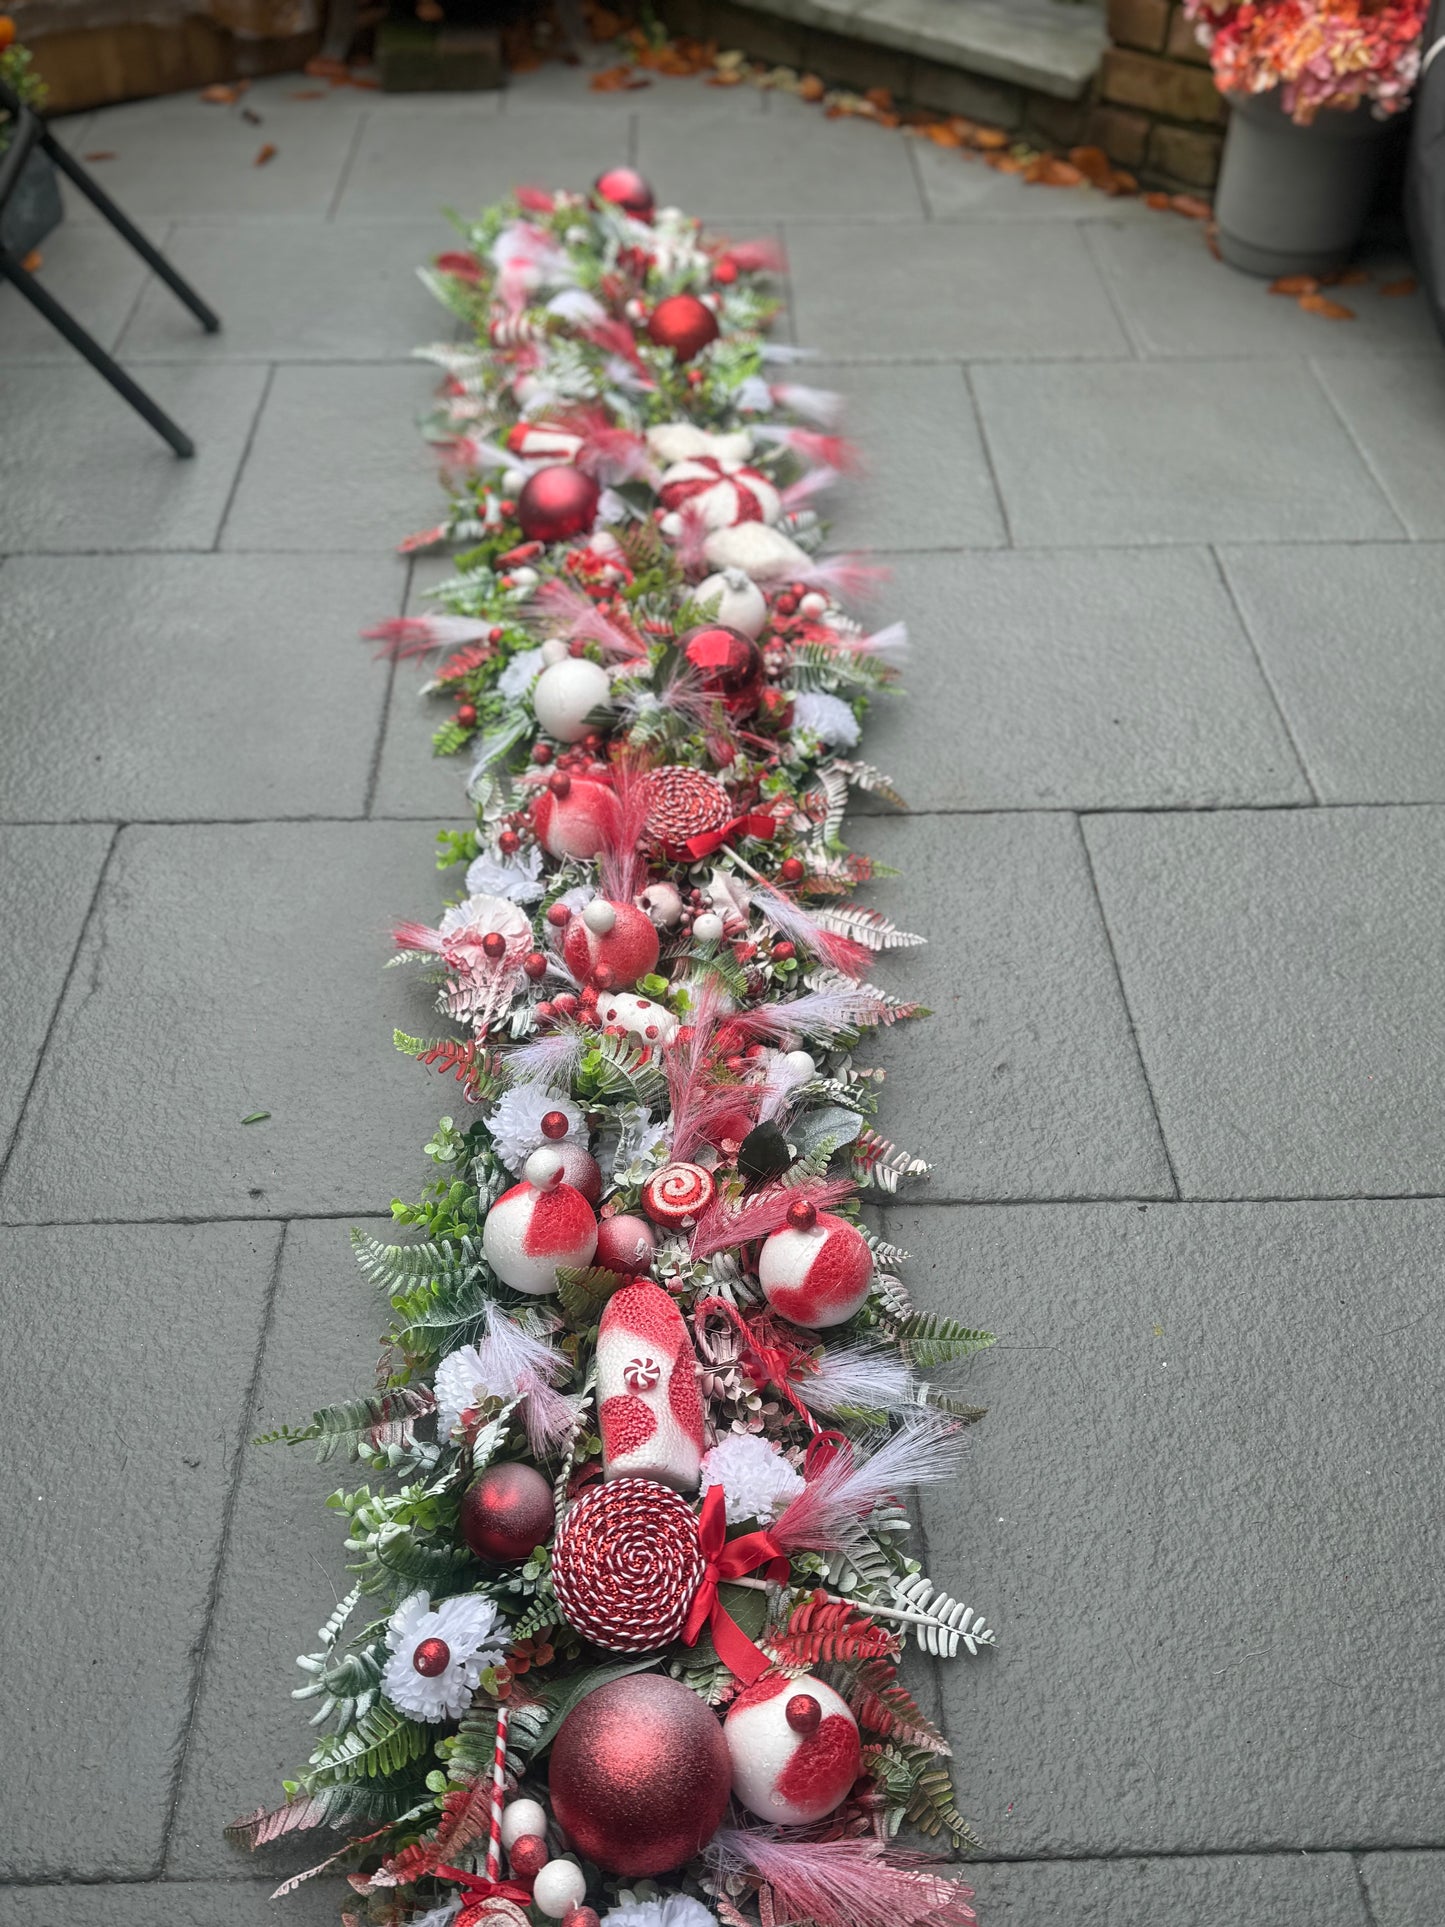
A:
987;152;1025;173
1145;189;1171;209
1269;273;1318;295
1171;193;1212;219
1038;156;1085;186
1069;143;1112;183
1380;275;1419;297
200;82;240;102
1106;168;1139;195
254;142;277;166
1298;291;1355;319
20;248;41;271
798;73;825;99
972;125;1009;149
1205;222;1222;259
590;63;646;89
82;149;116;161
707;70;743;84
865;85;893;108
923;123;964;147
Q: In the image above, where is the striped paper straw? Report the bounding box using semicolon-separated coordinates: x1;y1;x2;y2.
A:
485;1699;511;1883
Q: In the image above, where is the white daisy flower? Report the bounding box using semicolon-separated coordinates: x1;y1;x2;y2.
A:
603;1898;717;1927
699;1433;805;1525
381;1590;507;1723
497;646;545;702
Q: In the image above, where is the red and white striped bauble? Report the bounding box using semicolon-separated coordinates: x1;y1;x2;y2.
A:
659;456;781;532
640;1162;716;1229
506;420;586;465
723;1674;861;1823
597;1280;705;1490
531;776;618;861
757;1211;873;1327
482;1147;598;1296
552;1476;705;1651
561;898;660;990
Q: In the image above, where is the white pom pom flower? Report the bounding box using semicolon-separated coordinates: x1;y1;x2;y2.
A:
466;845;544;904
699;1433;805;1525
381;1590;506;1723
603;1898;718;1927
793;690;861;749
497;646;545;702
487;1084;583;1174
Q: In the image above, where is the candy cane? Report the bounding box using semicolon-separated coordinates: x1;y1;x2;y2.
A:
485;1699;511;1882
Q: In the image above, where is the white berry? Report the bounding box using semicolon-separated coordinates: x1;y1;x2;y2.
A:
500;1798;549;1849
693;912;725;943
532;1859;588;1919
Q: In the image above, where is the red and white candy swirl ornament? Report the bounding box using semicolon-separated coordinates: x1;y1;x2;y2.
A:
659;455;781;532
551;1476;705;1651
641;1161;716;1229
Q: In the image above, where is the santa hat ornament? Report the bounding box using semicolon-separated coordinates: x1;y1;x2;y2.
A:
532;655;612;743
757;1203;873;1328
646;293;720;362
532;773;619;861
660;456;781;533
482;1146;598;1295
562;897;660;989
723;1674;861;1824
597;1279;706;1490
695;567;769;640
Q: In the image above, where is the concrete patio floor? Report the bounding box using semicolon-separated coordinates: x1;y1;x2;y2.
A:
2;59;1445;1927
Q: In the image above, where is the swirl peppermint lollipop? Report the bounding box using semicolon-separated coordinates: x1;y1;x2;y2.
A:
641;1162;717;1229
551;1477;705;1651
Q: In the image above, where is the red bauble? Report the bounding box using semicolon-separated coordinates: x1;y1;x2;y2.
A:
562;901;660;990
594;1212;656;1275
508;1834;550;1880
517;466;601;544
594;166;655;220
548;1673;731;1875
646;294;721;362
551;1476;704;1653
460;1462;556;1562
532;776;619;862
682;625;764;718
412;1637;451;1677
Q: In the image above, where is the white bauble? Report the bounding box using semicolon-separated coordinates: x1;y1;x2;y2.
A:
724;1676;860;1824
500;1798;549;1850
695;568;768;640
532;658;611;743
692;912;725;943
531;1860;588;1919
595;990;679;1045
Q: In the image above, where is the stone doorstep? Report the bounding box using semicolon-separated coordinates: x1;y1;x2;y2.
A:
722;0;1108;98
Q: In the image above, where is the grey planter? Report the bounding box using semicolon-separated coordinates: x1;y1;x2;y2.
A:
1215;89;1392;277
0;143;64;256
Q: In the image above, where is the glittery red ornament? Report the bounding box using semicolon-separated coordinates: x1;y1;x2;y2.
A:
646;294;721;363
460;1461;555;1563
548;1673;731;1875
594;167;655;220
517;466;601;544
412;1637;451;1677
551;1476;705;1653
508;1834;550;1880
642;765;731;858
682;625;764;717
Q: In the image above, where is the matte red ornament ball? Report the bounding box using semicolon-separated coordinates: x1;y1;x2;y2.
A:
548;1673;731;1875
411;1637;451;1677
508;1834;550;1880
681;625;764;717
517;466;601;544
459;1461;555;1563
778;857;805;883
646;293;721;363
594;166;655;220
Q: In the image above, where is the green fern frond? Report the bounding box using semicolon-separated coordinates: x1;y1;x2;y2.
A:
303;1702;431;1787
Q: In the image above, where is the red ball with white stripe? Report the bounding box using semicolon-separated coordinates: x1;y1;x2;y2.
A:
659;456;781;532
723;1675;861;1824
756;1208;873;1328
597;1280;705;1491
562;898;660;990
482;1147;598;1296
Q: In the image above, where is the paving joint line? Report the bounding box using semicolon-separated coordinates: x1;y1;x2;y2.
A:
363;554;413;817
960;364;1014;548
1078;220;1143;362
1207;543;1322;805
326;105;370;223
1353;1851;1382;1927
210;361;277;553
157;1219;291;1872
1303;352;1415;541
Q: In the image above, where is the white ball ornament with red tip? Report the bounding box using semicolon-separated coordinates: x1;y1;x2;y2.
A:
724;1674;861;1824
695;568;768;640
499;1797;549;1851
757;1201;874;1328
482;1147;598;1296
562;897;660;990
532;657;612;743
532;775;619;862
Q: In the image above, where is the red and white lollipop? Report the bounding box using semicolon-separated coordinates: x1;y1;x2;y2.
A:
640;1162;716;1230
597;1281;705;1491
482;1147;598;1296
757;1204;873;1328
562;898;660;990
723;1674;861;1824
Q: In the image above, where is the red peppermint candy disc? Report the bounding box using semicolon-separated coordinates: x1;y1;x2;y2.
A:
641;1162;717;1228
643;765;731;857
552;1476;705;1652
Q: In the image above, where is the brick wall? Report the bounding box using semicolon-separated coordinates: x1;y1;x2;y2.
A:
1098;0;1227;189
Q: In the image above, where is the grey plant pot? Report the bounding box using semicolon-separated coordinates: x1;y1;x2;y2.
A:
1215;89;1392;277
0;143;64;256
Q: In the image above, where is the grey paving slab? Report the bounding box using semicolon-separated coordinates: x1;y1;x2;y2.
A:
371;557;478;820
1220;543;1445;805
168;1219;386;1878
0;362;269;554
853;549;1309;809
0;821;463;1222
1089;218;1437;358
0;1882;343;1927
334;95;617;222
859;812;1173;1199
913;145;1153;221
59;84;362;223
0;219;167;363
221;362;443;554
1083;807;1445;1198
971;359;1404;546
1313;354;1445;539
637;107;925;223
1361;1852;1445;1925
0;826;113;1152
899;1197;1445;1854
786;219;1128;359
0;1221;280;1878
120;222;450;362
966;1854;1368;1926
810;361;1006;550
0;555;402;821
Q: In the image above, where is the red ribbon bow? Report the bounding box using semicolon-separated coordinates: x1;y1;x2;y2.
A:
680;811;777;862
681;1483;789;1684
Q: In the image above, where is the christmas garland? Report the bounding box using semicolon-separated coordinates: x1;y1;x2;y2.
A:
232;166;996;1927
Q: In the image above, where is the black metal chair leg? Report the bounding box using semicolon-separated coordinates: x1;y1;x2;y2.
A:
41;135;221;336
0;248;196;457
